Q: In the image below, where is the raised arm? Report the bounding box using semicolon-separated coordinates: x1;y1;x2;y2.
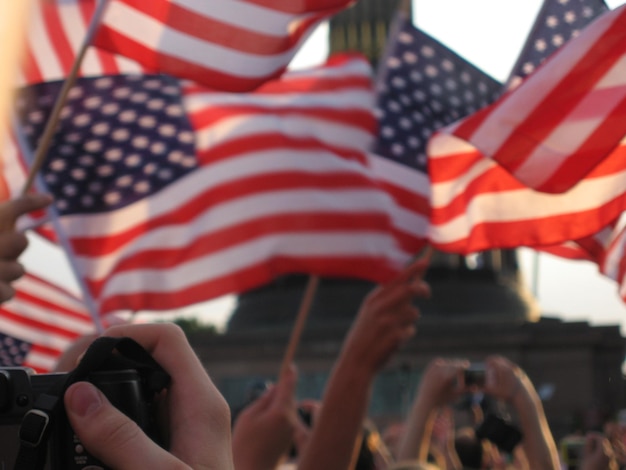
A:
396;358;467;468
297;255;431;470
231;364;300;470
483;355;560;470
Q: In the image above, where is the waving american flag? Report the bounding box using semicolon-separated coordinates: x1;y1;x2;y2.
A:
0;270;98;372
93;0;356;91
429;3;626;194
15;55;410;315
425;2;626;254
368;10;502;256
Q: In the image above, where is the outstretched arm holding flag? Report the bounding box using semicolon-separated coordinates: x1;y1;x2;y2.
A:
298;253;431;470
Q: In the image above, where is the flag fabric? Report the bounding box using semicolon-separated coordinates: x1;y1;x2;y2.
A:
18;0;148;87
0;131;55;238
15;55;411;316
428;136;626;253
600;220;626;304
369;11;503;256
425;4;626;254
506;0;608;89
0;270;98;372
429;4;626;194
6;0;150;240
93;0;355;92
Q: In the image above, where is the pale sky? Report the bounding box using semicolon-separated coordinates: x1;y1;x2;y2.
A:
21;0;626;334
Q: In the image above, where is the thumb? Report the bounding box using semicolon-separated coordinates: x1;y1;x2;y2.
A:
0;193;52;231
65;382;179;470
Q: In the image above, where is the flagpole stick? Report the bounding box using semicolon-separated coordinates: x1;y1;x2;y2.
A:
279;275;319;378
12;120;106;333
21;0;110;195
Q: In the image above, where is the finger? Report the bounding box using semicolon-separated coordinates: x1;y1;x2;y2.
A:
370;283;424;313
0;193;52;230
393;254;431;285
0;260;25;282
0;282;15;303
0;232;28;259
242;385;277;415
65;382;182;470
101;323;232;467
274;363;298;408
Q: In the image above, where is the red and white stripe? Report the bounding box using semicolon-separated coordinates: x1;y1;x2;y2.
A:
0;272;96;372
93;0;354;92
54;56;411;315
600;218;626;303
428;133;626;254
430;4;626;194
18;0;146;86
367;152;431;256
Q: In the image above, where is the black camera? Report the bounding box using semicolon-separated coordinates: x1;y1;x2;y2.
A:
0;367;162;470
464;363;487;388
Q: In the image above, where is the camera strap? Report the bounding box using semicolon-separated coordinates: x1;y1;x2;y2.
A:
14;336;171;470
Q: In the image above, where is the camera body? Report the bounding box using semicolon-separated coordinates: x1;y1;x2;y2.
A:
464;362;486;388
0;367;160;470
560;435;586;469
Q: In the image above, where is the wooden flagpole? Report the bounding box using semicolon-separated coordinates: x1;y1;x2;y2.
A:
21;0;110;195
279;275;319;378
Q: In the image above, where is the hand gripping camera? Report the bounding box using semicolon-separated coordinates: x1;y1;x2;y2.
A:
0;337;170;470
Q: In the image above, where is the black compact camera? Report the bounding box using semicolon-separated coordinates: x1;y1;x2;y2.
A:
464;362;487;387
0;367;162;470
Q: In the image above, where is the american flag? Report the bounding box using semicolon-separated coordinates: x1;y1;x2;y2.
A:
4;0;151;239
18;0;148;87
15;55;411;316
0;270;99;372
426;3;626;254
369;11;502;255
428;135;626;253
506;0;609;90
93;0;355;92
430;4;626;194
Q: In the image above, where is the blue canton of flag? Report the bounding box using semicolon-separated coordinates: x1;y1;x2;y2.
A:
15;75;198;215
372;12;503;172
0;333;32;367
507;0;609;88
